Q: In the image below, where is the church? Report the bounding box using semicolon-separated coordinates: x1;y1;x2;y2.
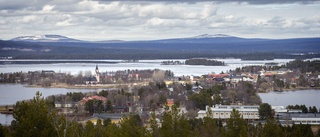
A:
95;64;100;83
84;65;100;85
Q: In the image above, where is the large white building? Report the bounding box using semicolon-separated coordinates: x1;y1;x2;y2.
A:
198;105;260;120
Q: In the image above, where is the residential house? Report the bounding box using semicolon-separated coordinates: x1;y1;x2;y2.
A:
54;102;77;114
79;113;130;125
78;95;107;113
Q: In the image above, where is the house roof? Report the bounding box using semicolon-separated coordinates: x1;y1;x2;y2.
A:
86;76;97;81
208;74;230;78
229;76;243;79
79;95;107;104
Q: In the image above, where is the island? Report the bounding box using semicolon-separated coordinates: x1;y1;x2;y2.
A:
161;60;184;65
185;58;225;66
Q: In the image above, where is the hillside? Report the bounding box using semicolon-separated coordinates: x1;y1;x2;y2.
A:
2;34;320;59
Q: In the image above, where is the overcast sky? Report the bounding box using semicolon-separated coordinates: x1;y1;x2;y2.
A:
0;0;319;41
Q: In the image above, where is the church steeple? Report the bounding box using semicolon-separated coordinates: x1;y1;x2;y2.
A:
95;65;100;83
95;65;99;74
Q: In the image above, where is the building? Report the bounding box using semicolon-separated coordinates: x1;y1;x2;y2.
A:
95;65;100;83
79;113;130;125
198;104;260;120
78;95;107;113
85;76;98;85
79;95;107;106
277;113;320;126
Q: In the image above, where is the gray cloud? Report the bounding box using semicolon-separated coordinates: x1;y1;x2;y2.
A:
93;0;319;4
0;0;319;40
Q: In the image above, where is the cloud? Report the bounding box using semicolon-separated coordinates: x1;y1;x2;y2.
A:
0;0;319;40
93;0;318;4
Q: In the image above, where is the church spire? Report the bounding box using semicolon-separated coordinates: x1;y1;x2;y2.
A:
95;65;100;73
95;65;100;83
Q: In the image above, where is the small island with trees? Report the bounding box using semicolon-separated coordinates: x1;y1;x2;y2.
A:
161;60;184;65
185;58;225;66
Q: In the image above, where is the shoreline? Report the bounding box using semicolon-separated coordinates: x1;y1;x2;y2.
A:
259;86;320;93
25;83;320;92
24;82;149;89
3;83;320;91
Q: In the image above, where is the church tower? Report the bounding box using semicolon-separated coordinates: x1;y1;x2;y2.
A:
95;65;100;83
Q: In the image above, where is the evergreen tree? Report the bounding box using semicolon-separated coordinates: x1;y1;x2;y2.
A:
259;103;273;120
12;92;57;137
261;119;283;137
105;100;113;113
224;109;247;137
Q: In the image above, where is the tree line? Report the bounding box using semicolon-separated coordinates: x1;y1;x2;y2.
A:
185;59;225;66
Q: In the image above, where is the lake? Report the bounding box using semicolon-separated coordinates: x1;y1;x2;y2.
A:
0;59;295;76
258;89;320;109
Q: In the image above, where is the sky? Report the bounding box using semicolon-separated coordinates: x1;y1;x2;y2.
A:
0;0;319;41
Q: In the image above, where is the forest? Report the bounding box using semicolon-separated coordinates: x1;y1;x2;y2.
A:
1;40;320;60
185;59;225;66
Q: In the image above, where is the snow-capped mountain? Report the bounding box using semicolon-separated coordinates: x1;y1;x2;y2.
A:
11;35;83;42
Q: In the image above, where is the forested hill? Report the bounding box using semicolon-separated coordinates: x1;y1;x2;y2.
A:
1;35;320;59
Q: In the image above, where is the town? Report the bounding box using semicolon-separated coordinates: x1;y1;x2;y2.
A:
0;59;320;136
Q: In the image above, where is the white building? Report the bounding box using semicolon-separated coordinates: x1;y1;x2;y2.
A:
198;105;260;120
272;106;288;113
291;117;320;125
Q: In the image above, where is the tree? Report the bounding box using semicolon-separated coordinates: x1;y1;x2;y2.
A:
118;114;149;137
224;109;247;137
213;92;222;105
149;111;159;137
198;117;220;137
261;119;283;137
259;103;273;120
0;124;9;137
85;100;94;115
160;105;193;137
103;118;111;127
12;92;57;137
259;82;271;92
105;100;113;113
189;91;213;110
158;94;167;105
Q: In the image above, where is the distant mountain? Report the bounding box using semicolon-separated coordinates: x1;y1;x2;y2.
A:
94;40;126;43
2;34;320;60
144;34;268;43
9;33;268;43
11;35;83;43
189;34;236;39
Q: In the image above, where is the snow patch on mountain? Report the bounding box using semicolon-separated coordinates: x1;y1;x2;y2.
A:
11;35;82;42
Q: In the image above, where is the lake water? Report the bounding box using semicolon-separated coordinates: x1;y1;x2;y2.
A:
258;89;320;109
0;59;295;76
